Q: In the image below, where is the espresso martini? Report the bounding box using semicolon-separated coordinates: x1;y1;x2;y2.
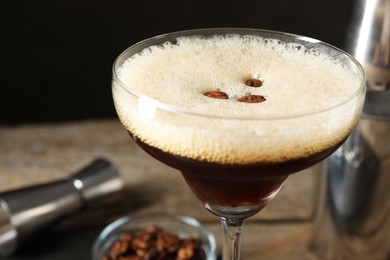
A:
112;29;365;260
113;33;363;212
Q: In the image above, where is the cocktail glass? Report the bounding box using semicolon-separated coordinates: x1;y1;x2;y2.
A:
111;28;366;259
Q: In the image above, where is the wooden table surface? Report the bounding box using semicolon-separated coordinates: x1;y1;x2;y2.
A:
0;120;325;259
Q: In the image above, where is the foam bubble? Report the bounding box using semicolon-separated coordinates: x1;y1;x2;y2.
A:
113;34;364;165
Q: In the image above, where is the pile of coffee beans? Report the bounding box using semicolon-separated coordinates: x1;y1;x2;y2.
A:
102;225;206;260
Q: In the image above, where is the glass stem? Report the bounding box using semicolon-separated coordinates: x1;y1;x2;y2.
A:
221;217;244;260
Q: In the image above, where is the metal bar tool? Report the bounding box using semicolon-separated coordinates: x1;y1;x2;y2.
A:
0;158;124;256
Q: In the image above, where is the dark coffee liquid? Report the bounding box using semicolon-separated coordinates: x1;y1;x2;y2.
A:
130;132;342;214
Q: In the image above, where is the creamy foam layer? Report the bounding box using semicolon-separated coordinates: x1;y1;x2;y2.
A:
113;34;364;165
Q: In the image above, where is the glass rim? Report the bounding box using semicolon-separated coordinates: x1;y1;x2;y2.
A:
112;27;366;121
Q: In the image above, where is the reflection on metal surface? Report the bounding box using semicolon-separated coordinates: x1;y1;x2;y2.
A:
347;0;390;118
312;0;390;259
0;158;124;257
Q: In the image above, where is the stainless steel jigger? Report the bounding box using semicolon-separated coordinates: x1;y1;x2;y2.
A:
0;158;124;256
311;0;390;259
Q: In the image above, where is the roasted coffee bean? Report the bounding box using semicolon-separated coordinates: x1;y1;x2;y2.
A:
177;245;195;259
245;78;263;87
159;232;181;247
120;232;133;242
145;225;162;234
204;90;229;99
102;225;206;260
237;94;266;103
143;248;158;260
132;237;151;250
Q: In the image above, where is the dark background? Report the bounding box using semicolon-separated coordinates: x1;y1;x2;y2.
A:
1;0;357;124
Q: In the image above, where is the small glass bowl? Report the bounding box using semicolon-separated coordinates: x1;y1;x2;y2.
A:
92;212;217;260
